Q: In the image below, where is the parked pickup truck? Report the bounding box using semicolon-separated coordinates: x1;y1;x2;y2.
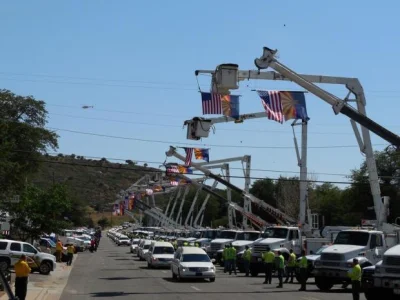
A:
362;244;400;300
313;229;386;291
250;226;302;277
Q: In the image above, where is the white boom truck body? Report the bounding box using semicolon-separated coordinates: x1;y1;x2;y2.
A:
313;229;386;291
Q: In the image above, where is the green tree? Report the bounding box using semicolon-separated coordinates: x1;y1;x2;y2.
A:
11;184;72;240
0;89;58;196
349;146;400;223
98;217;110;228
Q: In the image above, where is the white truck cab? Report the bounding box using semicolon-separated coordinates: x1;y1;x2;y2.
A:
249;226;302;277
208;230;241;262
314;229;386;291
363;244;400;300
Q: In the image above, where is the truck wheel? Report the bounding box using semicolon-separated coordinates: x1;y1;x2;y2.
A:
315;276;333;291
0;260;10;272
39;262;51;275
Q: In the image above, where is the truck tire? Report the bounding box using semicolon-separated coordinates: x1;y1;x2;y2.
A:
315;276;333;291
0;259;10;272
39;262;51;275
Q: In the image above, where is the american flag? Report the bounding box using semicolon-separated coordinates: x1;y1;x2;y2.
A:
201;92;222;114
184;148;193;166
257;90;284;124
170;180;179;186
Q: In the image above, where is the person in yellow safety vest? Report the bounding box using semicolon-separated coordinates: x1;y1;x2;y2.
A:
55;239;63;263
173;240;178;250
183;241;188;246
222;245;229;273
243;246;252;277
195;242;199;247
228;244;237;275
276;251;285;288
14;255;31;300
348;258;362;300
285;249;296;283
262;247;275;284
66;244;75;266
298;250;308;291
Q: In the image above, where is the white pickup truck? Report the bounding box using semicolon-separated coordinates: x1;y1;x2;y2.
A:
314;229;386;291
207;230;241;263
249;226;303;276
362;244;400;300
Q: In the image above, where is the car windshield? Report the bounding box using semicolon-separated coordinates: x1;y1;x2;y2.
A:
262;228;288;239
334;232;370;246
243;232;260;241
315;247;327;255
181;254;211;262
144;245;151;249
46;239;56;247
219;231;237;239
153;247;174;254
204;231;218;239
131;241;139;245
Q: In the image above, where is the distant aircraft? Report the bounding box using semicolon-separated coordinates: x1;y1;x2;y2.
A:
82;105;94;109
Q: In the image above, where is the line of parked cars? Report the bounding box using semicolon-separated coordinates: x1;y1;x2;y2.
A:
107;227;216;282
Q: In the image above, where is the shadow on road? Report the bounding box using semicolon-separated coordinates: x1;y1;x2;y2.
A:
114;258;132;261
100;268;139;271
99;276;153;280
90;289;294;297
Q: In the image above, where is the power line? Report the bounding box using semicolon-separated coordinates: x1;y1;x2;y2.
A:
11;149;399;180
48;126;389;150
50;112;355;136
24;157;363;185
1;71;400;95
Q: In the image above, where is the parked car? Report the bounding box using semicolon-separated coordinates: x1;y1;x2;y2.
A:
147;242;175;268
171;246;216;282
0;239;56;275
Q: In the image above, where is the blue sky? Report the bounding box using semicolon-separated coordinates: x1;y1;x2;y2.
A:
1;0;399;191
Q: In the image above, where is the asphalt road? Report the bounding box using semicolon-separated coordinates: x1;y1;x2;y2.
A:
60;236;366;300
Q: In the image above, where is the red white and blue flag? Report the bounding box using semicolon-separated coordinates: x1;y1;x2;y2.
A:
184;148;193;166
201;92;222;114
257;90;284;124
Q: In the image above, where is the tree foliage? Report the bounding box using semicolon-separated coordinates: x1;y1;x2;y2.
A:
10;184;75;240
0;89;58;196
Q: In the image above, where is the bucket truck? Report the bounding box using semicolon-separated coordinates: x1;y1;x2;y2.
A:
192;45;400;289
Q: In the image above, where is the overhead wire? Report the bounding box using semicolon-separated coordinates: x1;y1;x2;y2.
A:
18;156;369;186
10;149;399;180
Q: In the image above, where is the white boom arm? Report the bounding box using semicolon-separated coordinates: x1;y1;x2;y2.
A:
166;146;296;224
193;180;218;228
193;46;400;229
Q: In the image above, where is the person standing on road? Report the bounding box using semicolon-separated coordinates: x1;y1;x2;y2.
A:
56;239;63;263
14;254;31;300
67;244;75;266
243;246;251;277
285;249;296;283
348;258;362;300
262;247;275;284
229;244;237;275
223;245;229;273
276;251;285;288
298;250;308;291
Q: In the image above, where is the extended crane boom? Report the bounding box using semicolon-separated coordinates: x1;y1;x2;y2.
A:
166;146;296;224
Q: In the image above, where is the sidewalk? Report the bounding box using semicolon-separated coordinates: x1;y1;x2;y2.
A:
0;255;76;300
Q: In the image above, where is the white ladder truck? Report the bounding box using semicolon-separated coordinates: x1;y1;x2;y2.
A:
192;46;400;289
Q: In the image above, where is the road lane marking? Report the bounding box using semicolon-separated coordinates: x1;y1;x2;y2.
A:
162;270;167;273
191;286;201;291
301;297;320;300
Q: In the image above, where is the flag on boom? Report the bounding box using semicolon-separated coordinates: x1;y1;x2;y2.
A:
257;90;309;124
194;148;209;162
201;92;240;119
183;147;210;165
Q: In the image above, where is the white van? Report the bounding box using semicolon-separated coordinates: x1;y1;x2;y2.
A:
147;242;175;268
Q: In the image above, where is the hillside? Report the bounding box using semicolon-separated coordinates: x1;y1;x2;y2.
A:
30;154;162;212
